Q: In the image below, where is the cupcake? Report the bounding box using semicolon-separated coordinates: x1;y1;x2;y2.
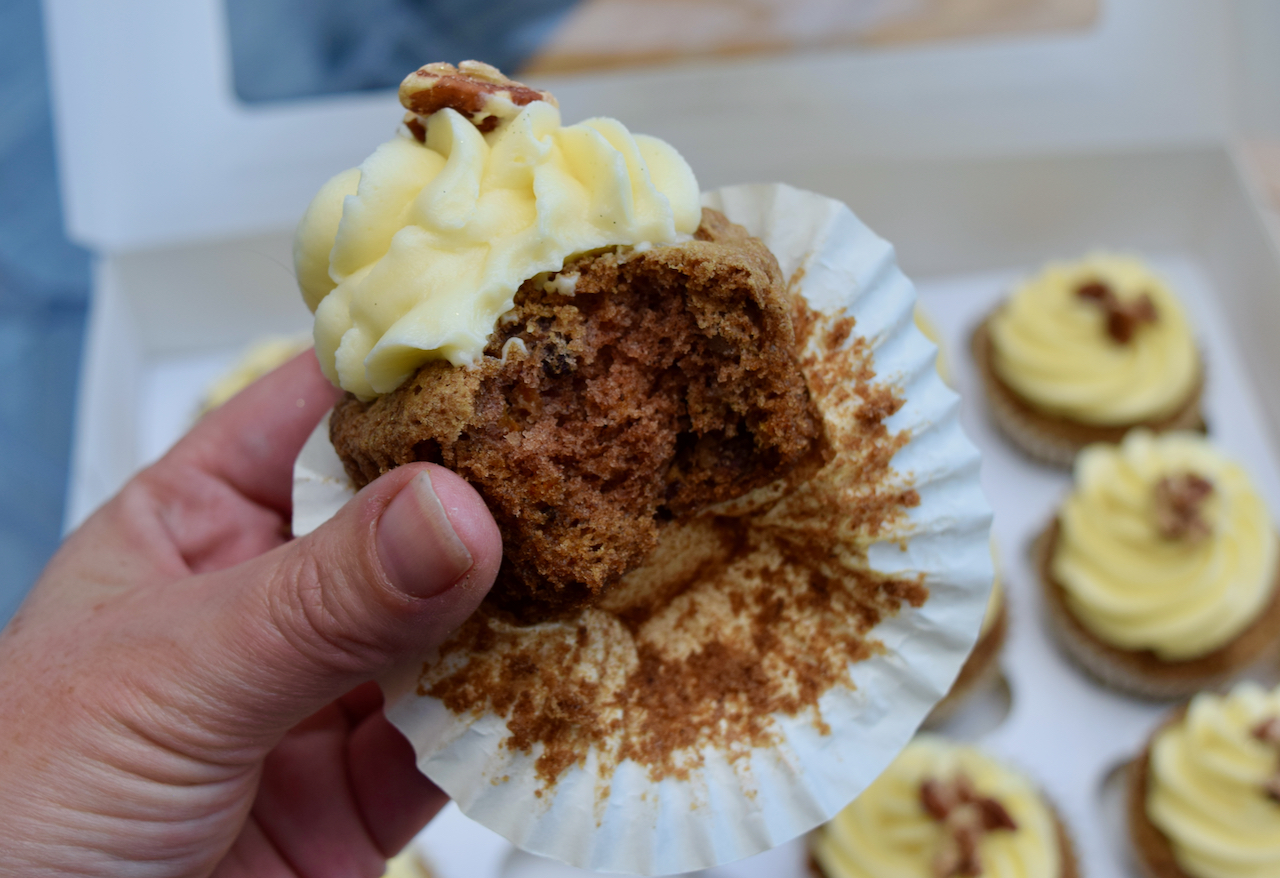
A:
926;561;1007;726
972;254;1203;466
1128;682;1280;878
810;735;1078;878
1037;430;1280;698
292;61;991;873
297;61;821;617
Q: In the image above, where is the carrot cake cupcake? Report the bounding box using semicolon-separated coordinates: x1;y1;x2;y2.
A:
972;254;1202;466
1038;430;1280;698
1128;682;1280;878
810;735;1077;878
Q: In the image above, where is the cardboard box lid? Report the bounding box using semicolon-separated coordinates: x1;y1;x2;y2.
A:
42;0;1243;254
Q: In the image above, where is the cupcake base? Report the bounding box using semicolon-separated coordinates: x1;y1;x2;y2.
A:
923;593;1008;727
1126;710;1195;878
1036;521;1280;698
971;318;1204;467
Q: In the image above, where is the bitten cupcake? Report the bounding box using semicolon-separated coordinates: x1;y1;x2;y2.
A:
972;254;1203;466
810;736;1077;878
1037;430;1280;698
1128;682;1280;878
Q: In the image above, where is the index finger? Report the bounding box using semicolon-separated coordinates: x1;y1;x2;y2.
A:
168;349;342;516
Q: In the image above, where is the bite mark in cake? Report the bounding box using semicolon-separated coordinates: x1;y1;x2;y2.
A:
330;209;822;617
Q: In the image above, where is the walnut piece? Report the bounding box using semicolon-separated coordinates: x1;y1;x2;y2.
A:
1075;279;1158;343
398;60;556;139
1152;473;1214;543
920;774;1019;878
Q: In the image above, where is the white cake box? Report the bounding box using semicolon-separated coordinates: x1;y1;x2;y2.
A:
48;0;1280;876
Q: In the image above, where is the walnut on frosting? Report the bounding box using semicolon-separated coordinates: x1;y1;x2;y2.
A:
1152;473;1215;543
398;60;556;141
1076;279;1158;343
1252;717;1280;804
920;774;1019;878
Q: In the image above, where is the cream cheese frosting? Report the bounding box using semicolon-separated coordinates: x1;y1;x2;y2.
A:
1147;683;1280;878
295;96;701;398
811;736;1061;878
988;254;1198;426
1051;431;1277;660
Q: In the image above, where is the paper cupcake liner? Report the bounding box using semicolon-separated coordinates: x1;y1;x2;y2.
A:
293;183;992;875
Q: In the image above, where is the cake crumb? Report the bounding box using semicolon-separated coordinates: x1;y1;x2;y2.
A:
419;294;924;787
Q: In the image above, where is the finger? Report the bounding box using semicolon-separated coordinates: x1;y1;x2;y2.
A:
249;703;387;878
165;463;502;749
36;351;340;596
347;711;449;856
337;681;387;724
169;348;341;516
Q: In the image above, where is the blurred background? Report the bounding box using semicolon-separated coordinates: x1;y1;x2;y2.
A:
0;0;1109;624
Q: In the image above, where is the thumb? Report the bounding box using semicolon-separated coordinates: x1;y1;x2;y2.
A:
181;462;502;744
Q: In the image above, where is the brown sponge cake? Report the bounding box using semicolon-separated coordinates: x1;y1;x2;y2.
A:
330;208;822;618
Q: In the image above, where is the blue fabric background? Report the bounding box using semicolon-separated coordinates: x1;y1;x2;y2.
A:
0;0;92;624
225;0;580;102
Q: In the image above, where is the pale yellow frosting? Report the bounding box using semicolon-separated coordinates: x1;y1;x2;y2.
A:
295;101;701;398
381;847;432;878
988;254;1198;425
811;736;1061;878
1052;431;1277;660
1147;683;1280;878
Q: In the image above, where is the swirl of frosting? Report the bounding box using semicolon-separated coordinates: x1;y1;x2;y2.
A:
810;736;1061;878
1147;683;1280;878
1052;431;1277;660
294;100;701;398
988;254;1198;425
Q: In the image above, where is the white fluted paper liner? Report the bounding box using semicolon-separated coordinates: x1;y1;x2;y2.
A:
292;183;992;875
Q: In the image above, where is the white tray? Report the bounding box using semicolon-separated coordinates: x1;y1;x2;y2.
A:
67;144;1280;877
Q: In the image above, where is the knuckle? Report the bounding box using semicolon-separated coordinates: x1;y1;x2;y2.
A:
264;549;393;675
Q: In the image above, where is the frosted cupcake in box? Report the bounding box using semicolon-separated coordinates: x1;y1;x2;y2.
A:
292;61;991;874
971;254;1203;466
1036;430;1280;698
1128;682;1280;878
810;736;1078;878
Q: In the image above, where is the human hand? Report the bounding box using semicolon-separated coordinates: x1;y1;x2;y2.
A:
0;352;502;877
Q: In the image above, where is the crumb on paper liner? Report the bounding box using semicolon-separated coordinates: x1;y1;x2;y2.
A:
293;184;992;875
